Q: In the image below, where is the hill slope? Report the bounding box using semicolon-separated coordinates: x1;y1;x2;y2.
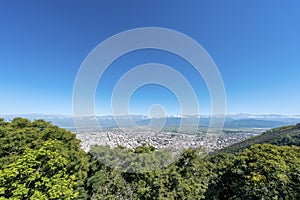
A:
222;123;300;153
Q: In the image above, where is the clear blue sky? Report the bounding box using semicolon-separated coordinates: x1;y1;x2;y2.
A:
0;0;299;115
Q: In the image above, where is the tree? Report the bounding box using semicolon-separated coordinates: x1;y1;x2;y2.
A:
0;118;89;199
86;146;213;200
0;140;78;199
207;144;300;199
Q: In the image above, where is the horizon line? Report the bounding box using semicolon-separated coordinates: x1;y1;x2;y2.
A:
1;113;300;117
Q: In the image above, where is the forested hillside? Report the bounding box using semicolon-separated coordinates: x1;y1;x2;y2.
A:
1;118;300;199
222;123;300;153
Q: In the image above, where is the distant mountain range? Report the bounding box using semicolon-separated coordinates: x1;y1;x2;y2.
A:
1;113;300;130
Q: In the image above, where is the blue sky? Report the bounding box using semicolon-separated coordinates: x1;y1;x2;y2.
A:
0;0;299;115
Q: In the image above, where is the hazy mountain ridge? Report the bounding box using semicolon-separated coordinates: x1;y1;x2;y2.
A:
1;113;300;129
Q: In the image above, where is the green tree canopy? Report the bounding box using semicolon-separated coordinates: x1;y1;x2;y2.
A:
0;118;89;199
0;140;78;199
207;144;300;199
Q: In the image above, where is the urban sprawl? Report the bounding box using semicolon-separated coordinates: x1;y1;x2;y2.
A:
76;128;266;152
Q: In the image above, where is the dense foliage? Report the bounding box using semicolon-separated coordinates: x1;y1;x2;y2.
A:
1;118;300;199
0;118;89;199
0;140;78;199
86;146;213;199
207;144;300;199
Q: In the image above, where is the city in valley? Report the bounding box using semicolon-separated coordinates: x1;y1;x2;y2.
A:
76;128;267;152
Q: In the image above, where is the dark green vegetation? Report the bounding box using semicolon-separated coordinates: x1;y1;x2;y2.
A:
88;144;173;173
1;118;300;199
86;146;213;199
